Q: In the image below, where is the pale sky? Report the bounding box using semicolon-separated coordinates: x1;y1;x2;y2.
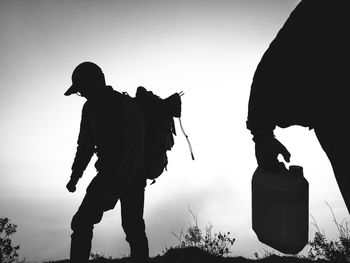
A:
1;0;348;262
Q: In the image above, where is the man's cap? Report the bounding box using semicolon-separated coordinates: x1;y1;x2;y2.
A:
65;62;105;96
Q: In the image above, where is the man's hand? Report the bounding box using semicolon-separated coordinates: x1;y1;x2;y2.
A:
255;137;291;171
66;177;79;193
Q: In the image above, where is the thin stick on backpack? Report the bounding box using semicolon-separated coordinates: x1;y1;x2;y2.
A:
179;118;195;160
179;91;184;96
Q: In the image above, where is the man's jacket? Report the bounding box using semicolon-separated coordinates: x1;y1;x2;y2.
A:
70;86;145;192
247;0;348;133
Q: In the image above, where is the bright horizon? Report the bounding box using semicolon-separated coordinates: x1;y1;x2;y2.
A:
0;0;348;262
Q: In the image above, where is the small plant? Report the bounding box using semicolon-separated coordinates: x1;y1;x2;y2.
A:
0;217;20;263
253;249;276;259
90;251;112;261
308;202;350;262
170;208;235;257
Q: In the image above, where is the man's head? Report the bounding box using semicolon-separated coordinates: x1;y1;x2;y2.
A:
65;62;106;99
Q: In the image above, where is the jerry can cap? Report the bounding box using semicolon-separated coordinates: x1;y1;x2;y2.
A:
289;165;303;176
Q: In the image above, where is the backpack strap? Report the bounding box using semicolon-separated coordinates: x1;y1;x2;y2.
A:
179;118;195;160
164;90;195;160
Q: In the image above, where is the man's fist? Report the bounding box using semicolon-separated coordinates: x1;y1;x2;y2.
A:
255;137;291;171
66;177;79;193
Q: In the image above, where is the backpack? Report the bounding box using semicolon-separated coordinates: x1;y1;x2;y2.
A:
130;86;194;184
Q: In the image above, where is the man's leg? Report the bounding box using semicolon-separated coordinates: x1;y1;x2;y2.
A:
70;176;106;263
314;126;350;214
120;181;149;263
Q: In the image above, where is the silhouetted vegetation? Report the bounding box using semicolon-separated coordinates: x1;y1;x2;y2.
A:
308;202;350;262
167;209;235;257
0;217;19;263
90;252;113;261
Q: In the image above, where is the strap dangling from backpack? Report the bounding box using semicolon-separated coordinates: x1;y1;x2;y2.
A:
179;118;195;160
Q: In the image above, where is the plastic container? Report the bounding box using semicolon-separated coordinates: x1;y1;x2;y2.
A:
252;164;309;254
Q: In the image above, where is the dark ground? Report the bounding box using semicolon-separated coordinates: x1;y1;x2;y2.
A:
50;247;331;263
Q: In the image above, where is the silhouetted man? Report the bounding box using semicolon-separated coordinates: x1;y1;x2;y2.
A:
65;62;149;263
247;0;349;213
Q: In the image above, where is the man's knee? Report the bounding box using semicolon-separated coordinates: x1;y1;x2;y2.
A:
122;218;147;242
71;212;94;233
71;205;103;231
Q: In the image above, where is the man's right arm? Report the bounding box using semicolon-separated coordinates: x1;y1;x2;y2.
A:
246;41;291;171
67;103;95;192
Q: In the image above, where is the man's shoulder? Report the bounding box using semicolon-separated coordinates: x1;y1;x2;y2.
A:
122;95;143;119
82;100;91;113
105;88;143;121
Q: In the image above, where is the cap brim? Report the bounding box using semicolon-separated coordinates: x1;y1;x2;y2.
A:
64;84;79;96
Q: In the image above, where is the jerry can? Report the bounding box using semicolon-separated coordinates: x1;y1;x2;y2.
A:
252;164;309;254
